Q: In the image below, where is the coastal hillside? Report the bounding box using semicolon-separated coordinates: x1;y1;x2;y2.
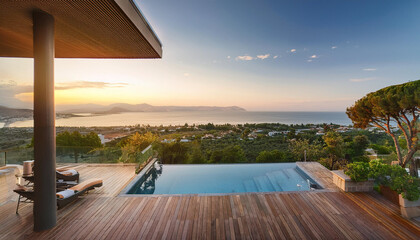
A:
0;106;74;126
58;103;246;114
0;106;33;119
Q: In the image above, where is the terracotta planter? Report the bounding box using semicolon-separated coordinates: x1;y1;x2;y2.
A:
379;185;399;206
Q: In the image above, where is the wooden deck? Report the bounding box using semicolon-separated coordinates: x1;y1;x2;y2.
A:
296;162;339;191
1;164;419;239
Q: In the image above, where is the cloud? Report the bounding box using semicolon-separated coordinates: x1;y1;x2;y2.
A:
363;68;377;71
0;79;32;108
349;77;376;82
273;55;278;59
0;80;130;108
290;49;296;53
236;55;254;61
0;79;18;88
55;81;128;90
331;46;337;49
257;54;270;60
227;56;231;59
307;55;318;62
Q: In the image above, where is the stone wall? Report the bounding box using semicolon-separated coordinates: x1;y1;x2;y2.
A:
332;170;374;192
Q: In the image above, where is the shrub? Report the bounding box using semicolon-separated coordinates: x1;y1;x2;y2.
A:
388;169;420;201
256;150;287;163
350;160;420;201
370;144;392;154
344;162;370;182
119;132;157;163
351;155;370;163
369;160;391;185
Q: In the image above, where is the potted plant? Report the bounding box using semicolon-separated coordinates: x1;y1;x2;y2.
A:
332;162;374;192
369;160;420;218
369;160;400;204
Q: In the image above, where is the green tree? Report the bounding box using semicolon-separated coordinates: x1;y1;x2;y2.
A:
370;144;393;154
287;129;296;140
346;135;370;162
56;131;102;163
346;80;419;176
119;132;158;163
288;139;324;162
187;142;206;164
321;131;346;170
209;150;223;163
352;135;370;155
256;150;287;163
155;142;189;164
221;145;246;163
241;128;250;139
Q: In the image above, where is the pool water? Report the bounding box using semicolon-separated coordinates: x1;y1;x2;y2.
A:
127;163;319;195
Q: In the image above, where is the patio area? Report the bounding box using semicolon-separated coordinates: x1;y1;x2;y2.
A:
1;163;419;239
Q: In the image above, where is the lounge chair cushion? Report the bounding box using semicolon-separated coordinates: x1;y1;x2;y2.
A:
58;169;78;176
68;178;102;192
56;189;75;199
57;167;70;171
14;186;31;192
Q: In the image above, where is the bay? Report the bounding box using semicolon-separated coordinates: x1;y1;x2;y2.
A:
9;111;352;127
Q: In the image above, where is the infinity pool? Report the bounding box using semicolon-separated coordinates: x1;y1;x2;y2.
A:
126;163;320;195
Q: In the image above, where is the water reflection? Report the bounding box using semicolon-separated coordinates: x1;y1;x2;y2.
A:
134;163;162;194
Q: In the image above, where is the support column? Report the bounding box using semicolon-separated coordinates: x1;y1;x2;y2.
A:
33;10;56;232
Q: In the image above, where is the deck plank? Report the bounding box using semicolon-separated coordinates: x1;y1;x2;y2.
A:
1;163;419;240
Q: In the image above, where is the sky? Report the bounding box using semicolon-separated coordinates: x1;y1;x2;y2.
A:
1;0;420;111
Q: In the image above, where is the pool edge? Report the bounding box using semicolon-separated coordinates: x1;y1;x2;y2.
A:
119;158;158;197
119;162;330;197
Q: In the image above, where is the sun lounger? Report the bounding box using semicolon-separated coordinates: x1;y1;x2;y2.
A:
56;178;102;209
14;178;103;213
56;168;80;182
20;163;80;183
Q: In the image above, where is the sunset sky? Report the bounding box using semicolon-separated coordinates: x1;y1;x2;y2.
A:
1;0;420;111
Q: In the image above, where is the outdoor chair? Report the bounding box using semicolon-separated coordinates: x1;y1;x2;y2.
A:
56;178;102;209
56;168;80;182
20;162;80;183
14;178;103;213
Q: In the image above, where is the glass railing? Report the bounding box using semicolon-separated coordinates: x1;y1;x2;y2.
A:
0;145;153;165
0;151;6;167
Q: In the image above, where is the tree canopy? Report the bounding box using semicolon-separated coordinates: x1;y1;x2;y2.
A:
256;150;287;163
119;132;158;163
56;131;102;148
321;131;346;170
55;131;102;163
346;80;419;176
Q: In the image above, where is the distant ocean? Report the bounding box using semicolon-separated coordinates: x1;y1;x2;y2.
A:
8;111;352;127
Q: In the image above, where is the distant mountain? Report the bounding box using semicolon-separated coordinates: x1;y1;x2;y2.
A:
0;106;74;126
58;103;246;114
0;106;33;119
